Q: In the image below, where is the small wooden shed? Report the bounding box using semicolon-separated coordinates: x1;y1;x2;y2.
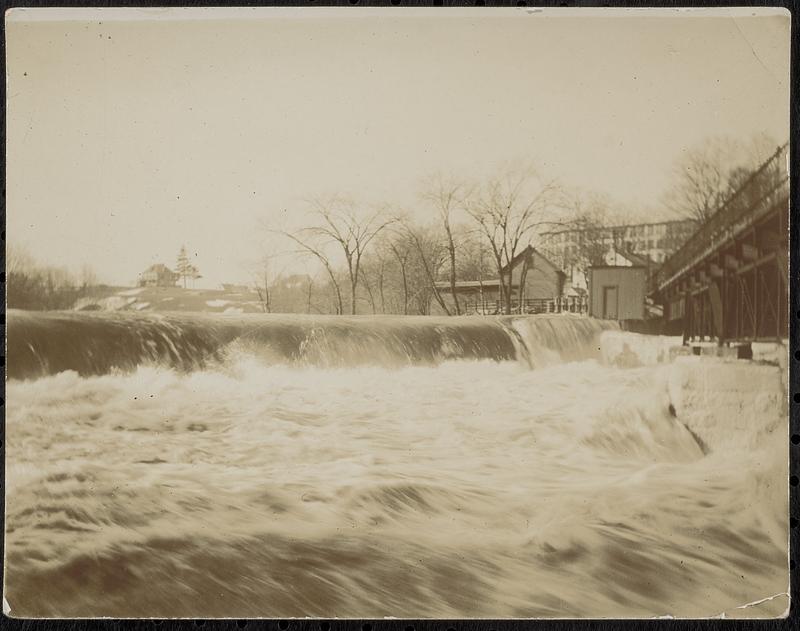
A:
588;265;646;321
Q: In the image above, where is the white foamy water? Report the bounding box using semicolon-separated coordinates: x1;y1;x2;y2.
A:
3;314;789;618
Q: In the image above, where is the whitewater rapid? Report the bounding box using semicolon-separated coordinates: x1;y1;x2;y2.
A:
3;312;789;618
4;310;613;379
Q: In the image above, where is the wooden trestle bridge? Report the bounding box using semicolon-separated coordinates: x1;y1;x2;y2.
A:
653;143;789;344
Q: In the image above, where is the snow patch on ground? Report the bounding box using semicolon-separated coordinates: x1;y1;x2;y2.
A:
206;299;230;308
118;288;144;297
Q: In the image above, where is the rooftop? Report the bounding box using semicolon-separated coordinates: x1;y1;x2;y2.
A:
542;218;697;236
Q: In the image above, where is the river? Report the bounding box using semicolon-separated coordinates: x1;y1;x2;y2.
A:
3;311;788;618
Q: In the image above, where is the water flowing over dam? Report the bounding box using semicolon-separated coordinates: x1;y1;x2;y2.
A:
4;311;788;618
5;310;614;379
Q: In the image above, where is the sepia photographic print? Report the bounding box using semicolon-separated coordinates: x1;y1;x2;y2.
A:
3;6;792;620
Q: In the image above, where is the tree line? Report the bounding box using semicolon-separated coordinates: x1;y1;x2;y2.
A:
252;132;779;317
6;246;102;310
6;132;779;313
254;166;556;316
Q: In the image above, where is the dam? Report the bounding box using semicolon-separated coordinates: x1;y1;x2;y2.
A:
3;311;789;618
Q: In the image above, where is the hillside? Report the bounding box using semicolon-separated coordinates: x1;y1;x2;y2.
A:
74;285;265;314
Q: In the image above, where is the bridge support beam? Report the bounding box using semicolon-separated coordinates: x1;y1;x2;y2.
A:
741;243;759;262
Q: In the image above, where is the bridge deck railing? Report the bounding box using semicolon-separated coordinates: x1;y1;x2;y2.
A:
655;143;789;293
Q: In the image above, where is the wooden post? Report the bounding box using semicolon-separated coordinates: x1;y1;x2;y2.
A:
741;243;759;262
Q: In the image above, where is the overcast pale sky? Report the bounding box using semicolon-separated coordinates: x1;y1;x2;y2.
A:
6;8;790;287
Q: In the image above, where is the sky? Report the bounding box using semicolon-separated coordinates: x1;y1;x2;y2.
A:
6;7;790;288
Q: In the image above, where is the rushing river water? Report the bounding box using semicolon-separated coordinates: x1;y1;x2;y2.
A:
4;311;788;618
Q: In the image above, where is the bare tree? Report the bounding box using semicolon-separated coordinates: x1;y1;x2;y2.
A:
402;221;452;315
360;250;391;314
6;244;89;310
7;244;37;277
420;175;472;315
466;165;561;314
274;228;345;315
359;265;379;314
78;264;98;289
562;191;613;287
664;133;779;223
251;253;279;313
444;227;493;314
456;229;493;282
273;196;396;315
387;234;413;315
365;222;432;316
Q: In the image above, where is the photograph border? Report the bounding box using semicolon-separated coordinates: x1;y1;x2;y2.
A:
0;0;796;629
